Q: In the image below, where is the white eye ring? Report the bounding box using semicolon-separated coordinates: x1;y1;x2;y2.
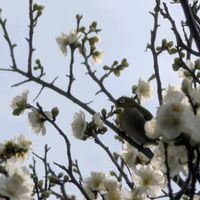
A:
119;98;125;104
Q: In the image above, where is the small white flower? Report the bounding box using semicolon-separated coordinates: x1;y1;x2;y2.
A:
144;118;160;139
11;90;29;116
15;135;32;161
56;33;68;55
92;50;104;64
67;30;81;44
163;85;186;104
151;142;188;177
181;78;192;95
28;109;51;135
83;171;106;192
156;101;194;141
56;30;81;55
0;162;33;200
92;113;104;129
71;111;87;140
132;164;165;197
189;87;200;105
136;78;152;102
121;142;139;168
122;188;150;200
104;178;121;200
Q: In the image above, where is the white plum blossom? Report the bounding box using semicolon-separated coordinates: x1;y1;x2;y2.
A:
92;50;104;64
56;33;68;55
121;142;139;168
144;118;160;139
136;78;152;101
71;111;87;140
0;162;33;200
11;90;29;115
28;109;51;135
179;60;195;78
103;178;121;200
83;171;106;192
151;142;188;177
56;30;81;55
163;85;186;104
92;113;104;129
66;30;81;44
15;135;32;162
181;78;192;95
153;85;200;142
121;142;149;168
156;101;195;141
189;87;200;105
122;188;150;200
132;164;165;197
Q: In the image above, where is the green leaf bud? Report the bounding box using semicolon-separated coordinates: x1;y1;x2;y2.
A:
103;65;110;70
79;26;85;33
110;171;117;177
121;58;129;67
161;39;167;48
113;152;119;160
168;48;177;54
41;191;51;199
172;63;180;71
113;69;120;77
76;14;82;21
113;60;118;66
51;107;59;119
132;85;137;93
167;41;173;48
101;108;107;118
64;175;69;181
35;59;41;65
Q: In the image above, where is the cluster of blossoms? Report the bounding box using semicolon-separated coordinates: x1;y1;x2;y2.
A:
82;168;165;200
11;90;53;135
121;142;166;198
28;108;52;135
10;90;29;116
83;171;121;200
0;136;33;200
56;30;82;55
135;78;152;102
145;82;200;145
71;111;105;140
56;19;104;65
0;135;32;162
143;75;200;179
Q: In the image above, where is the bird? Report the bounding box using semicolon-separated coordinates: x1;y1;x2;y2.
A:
115;96;154;146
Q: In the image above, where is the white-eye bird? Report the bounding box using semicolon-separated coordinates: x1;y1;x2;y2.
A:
115;96;153;145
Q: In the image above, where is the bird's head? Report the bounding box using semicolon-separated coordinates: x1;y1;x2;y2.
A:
115;96;138;109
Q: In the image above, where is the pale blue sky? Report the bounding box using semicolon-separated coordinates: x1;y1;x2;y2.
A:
0;0;184;198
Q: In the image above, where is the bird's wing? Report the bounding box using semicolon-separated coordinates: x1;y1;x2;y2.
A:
137;105;153;121
119;108;148;145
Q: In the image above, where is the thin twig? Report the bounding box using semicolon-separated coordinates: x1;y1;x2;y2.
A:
163;143;173;200
180;0;200;52
93;133;134;189
67;47;75;93
11;79;30;87
148;0;163;105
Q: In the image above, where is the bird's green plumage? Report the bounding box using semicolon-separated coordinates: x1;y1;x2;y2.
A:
115;96;153;145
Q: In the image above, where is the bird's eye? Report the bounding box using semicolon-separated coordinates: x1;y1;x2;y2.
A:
119;98;125;104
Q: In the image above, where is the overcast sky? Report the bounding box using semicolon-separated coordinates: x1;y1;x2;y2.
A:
0;0;184;197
